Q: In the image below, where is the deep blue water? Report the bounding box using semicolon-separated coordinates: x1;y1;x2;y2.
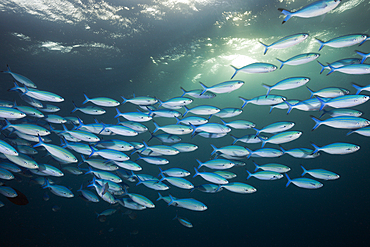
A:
1;0;370;246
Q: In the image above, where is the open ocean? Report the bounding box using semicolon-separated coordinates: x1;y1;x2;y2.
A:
1;0;370;246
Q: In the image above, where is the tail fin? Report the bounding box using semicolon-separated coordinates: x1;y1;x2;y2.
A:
317;61;328;74
253;161;260;172
82;93;90;105
306;86;315;99
310;115;322;131
210;144;218;156
315;38;325;52
285;173;292;187
346;130;355;136
315;96;326;111
199;81;208;96
276;58;285;69
192;167;200;178
326;64;336;76
252;127;261;137
351;82;363;95
156;192;164;202
71;101;78;113
230;65;239;79
259;41;269;55
153;121;160;133
278;8;293;24
33;135;44;148
239;97;249;109
114;108;122;118
310;142;321;155
182;106;189;117
355;50;369;64
301;165;308;177
196;159;203;169
246;170;252;180
230;134;238;145
180;87;187;97
262;84;272;97
121;96;127;104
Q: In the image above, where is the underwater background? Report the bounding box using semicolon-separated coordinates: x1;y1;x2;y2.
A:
1;0;370;246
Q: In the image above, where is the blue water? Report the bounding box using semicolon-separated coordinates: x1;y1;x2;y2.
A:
1;0;370;246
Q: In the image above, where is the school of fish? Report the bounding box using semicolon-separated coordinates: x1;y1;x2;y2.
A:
1;0;370;228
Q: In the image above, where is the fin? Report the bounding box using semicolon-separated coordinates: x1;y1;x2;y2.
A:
310;142;321;155
230;65;239;79
252;161;260;172
277;8;293;24
114;108;122;118
315;96;326;111
310;115;322;131
230;134;238;145
71;101;78;113
317;61;327;74
246;170;252;180
156;192;164;202
180;87;187;97
351;82;363;95
121;96;127;104
262;84;272;97
182;106;189;117
259;41;269;55
276;58;285;69
314;38;325;52
152;121;160;133
346;130;355;136
199;81;208;96
285;173;292;187
355;50;369;64
210;144;218;156
326;64;335;76
301;165;307;177
196;159;203;169
192;167;200;178
239;96;249;109
82;93;90;105
306;86;315;99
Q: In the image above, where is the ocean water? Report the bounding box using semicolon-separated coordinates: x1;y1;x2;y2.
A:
1;0;370;246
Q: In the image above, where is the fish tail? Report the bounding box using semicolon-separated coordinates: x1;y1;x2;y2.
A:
315;96;326;111
245;147;252;159
318;110;327;119
153;121;159;133
252;127;260;137
346;130;355;136
199;81;208;96
301;165;307;176
41;178;50;189
71;101;78;113
157;99;163;108
355;50;368;64
1;119;11;131
269;105;274;114
317;61;327;74
230;134;238;145
168;194;175;206
310;115;322;131
180;87;187;97
1;64;11;73
252;161;260;172
172;214;178;221
239;96;249;109
196;159;203;169
210;144;218;156
279;145;286;154
259;136;267;148
88;145;96;159
8;81;21;92
262;84;272;97
182;106;189;117
192;167;200;178
121;96;127;104
230;65;239;79
82;93;90;105
246;170;252;180
351;82;363;95
326;64;336;76
33;135;44;148
276;58;285;69
259;41;269;55
310;142;320;155
306;86;314;99
285;174;292;187
278;8;293;24
114;108;122;118
156;192;163;201
314;38;325;51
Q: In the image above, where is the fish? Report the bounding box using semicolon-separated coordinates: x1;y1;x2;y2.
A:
159;172;194;190
115;110;152;122
173;215;193;228
316;95;370;110
158;97;193;109
276;53;320;69
183;105;220;117
193;167;229;184
0;167;14;180
199;80;244;94
71;101;105;115
239;95;286;108
253;161;290;173
77;185;100;202
307;86;349;98
136;177;169;191
196;159;235;170
311;142;360;155
180;87;216;99
213;108;243;118
210;144;249;157
311;115;370;130
278;0;342;24
327;64;370;75
153;122;193;135
253;121;295;136
158;167;190;177
230;63;277;79
2;119;50;136
315;34;367;51
167;194;207;211
259;33;309;55
82;94;120;107
1;65;37;88
0;140;19;156
319;109;363;118
10;82;64;102
263;77;310;96
221;182;256;194
34;135;78;163
317;58;361;74
259;131;302;147
42;179;74;198
121;95;158;106
0;186;18;198
347;126;370;137
246;170;283;180
279;146;319;159
301;165;339;180
221;119;255;129
285;174;323;189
